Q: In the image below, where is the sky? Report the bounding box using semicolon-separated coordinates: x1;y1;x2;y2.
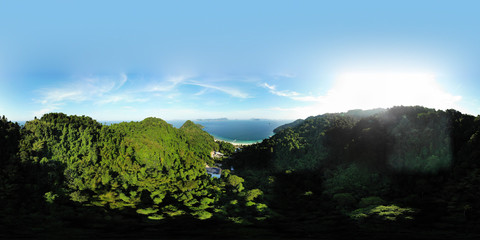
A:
1;0;480;121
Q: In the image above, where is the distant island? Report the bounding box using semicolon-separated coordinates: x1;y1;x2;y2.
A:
195;117;229;121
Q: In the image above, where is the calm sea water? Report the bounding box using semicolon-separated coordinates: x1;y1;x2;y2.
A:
17;119;291;144
170;119;290;144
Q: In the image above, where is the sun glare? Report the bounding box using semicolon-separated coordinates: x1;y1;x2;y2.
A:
322;72;461;113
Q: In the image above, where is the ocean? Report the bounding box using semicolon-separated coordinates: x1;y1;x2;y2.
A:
169;119;291;144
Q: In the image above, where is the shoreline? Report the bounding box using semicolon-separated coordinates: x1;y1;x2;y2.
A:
213;137;261;147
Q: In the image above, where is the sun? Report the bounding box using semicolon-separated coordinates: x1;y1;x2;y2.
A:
319;72;461;113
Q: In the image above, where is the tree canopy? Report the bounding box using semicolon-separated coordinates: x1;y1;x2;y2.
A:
1;107;480;239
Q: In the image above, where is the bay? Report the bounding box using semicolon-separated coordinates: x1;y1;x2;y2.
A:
169;119;291;144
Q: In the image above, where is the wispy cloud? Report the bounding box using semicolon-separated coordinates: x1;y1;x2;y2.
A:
148;75;191;92
262;83;322;102
116;73;128;89
33;73;253;118
149;75;250;98
39;90;84;104
96;94;148;105
38;74;128;104
273;72;296;78
262;83;299;97
189;82;250;98
194;88;209;96
291;95;324;102
34;73;130;116
33;105;62;118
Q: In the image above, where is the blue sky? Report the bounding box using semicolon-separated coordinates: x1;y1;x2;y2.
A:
1;0;480;121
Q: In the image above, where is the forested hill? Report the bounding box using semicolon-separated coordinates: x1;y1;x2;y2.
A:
0;113;267;238
2;107;480;239
230;106;480;238
272;108;385;134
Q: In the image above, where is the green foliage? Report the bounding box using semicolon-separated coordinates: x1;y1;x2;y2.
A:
162;205;185;217
234;113;356;173
4;106;480;237
323;164;390;199
44;192;58;204
147;214;165;220
230;106;480;231
273;119;304;134
255;203;268;213
4;113;270;224
193;210;213;220
227;175;245;192
69;191;88;203
332;193;356;208
358;196;386;208
136;208;159;215
216;140;235;155
245;189;263;201
349;205;415;221
179;120;217;161
0;116;21;203
388;112;452;173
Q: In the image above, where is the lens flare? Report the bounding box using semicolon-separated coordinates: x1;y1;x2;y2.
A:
322;72;461;112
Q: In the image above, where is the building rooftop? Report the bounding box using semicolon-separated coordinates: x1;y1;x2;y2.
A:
206;167;222;178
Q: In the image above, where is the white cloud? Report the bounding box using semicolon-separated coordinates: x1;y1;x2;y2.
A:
273;72;296;78
262;83;299;97
189;82;250;98
96;94;148;105
39;74;128;103
148;75;191;92
33;105;62;118
34;74;130;115
30;72;464;121
262;83;275;91
194;88;209;96
290;95;324;102
119;73;128;88
148;75;251;98
33;73;253;119
40;90;84;104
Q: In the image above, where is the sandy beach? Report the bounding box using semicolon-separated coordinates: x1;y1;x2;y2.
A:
214;138;258;147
